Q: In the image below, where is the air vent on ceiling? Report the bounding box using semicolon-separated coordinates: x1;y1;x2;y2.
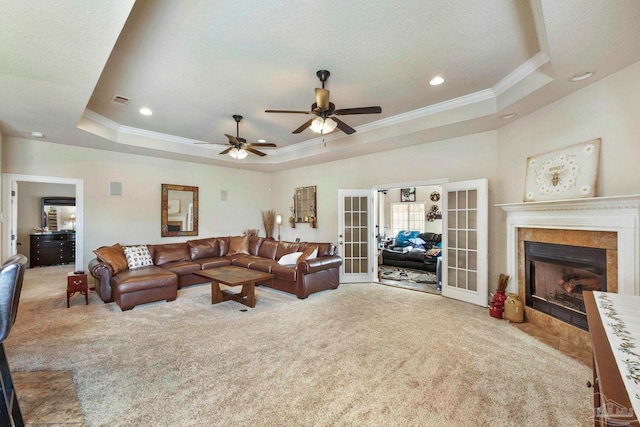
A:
110;95;131;106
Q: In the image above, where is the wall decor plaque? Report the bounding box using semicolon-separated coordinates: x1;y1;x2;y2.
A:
524;139;600;202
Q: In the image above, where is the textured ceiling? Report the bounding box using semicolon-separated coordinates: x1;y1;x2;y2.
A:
2;0;640;172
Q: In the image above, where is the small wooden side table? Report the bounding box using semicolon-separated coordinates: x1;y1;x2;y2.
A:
67;272;88;308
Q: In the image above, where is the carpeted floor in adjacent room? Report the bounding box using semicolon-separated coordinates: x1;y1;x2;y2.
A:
6;266;593;426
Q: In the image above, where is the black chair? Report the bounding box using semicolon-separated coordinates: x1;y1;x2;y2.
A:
0;254;27;426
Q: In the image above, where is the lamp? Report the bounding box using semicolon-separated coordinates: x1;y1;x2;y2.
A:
69;213;76;231
228;147;249;159
275;214;282;241
310;117;338;134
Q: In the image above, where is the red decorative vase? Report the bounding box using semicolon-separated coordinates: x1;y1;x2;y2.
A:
492;290;507;306
489;303;503;319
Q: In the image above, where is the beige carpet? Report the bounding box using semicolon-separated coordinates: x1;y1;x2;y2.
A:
5;266;592;426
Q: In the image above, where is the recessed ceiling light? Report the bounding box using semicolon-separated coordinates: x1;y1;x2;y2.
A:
569;71;595;82
31;131;44;138
257;139;266;143
139;107;153;116
429;76;444;86
500;113;517;119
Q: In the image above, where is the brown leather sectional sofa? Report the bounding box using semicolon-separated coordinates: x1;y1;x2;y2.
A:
88;236;342;311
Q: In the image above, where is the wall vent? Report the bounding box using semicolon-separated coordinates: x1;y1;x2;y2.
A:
110;95;131;106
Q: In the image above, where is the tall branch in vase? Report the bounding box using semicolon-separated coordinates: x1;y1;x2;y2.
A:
262;210;276;239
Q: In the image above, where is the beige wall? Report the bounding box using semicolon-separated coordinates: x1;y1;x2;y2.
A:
494;60;640;277
3;137;273;270
270;131;500;279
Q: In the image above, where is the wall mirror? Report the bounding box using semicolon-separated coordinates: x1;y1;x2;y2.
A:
294;185;317;228
41;197;76;231
161;184;198;237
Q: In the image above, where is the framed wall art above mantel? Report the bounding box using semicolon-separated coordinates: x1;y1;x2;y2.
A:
523;139;601;202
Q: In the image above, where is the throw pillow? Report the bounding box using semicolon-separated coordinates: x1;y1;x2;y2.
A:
123;245;153;269
298;245;318;262
93;243;128;274
228;236;249;255
426;248;442;257
277;251;303;265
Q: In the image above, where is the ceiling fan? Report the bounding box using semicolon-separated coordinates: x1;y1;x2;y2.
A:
196;115;276;158
265;70;382;135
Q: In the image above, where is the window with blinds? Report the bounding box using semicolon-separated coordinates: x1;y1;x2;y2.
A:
390;202;425;236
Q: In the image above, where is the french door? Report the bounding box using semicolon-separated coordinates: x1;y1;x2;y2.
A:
441;179;488;306
338;190;374;283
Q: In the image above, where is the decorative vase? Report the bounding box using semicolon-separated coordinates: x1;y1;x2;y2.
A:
489;303;503;319
492;290;507;306
504;294;524;323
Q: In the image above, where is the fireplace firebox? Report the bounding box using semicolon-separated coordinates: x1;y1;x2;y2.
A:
525;241;607;331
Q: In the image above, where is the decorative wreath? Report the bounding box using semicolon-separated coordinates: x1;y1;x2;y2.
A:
426;205;442;222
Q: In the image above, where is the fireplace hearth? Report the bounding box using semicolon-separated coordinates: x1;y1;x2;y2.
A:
525;241;606;330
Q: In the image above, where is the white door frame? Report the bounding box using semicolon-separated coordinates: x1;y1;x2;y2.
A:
2;173;84;270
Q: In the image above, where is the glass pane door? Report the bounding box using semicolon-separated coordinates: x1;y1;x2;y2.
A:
338;190;372;283
442;179;488;306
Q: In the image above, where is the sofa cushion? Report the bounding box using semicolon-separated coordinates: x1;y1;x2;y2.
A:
249;260;276;273
123;245;153;269
94;243;128;274
248;236;264;256
218;237;230;256
228;236;250;255
316;243;334;257
151;243;191;265
276;242;300;260
257;239;278;259
111;266;177;293
197;257;232;269
160;260;202;276
232;255;263;269
271;264;297;281
187;238;219;260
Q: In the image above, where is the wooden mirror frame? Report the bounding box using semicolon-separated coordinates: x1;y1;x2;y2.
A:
294;185;317;228
161;184;199;237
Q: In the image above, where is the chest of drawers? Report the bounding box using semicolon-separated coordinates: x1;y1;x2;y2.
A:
30;232;75;267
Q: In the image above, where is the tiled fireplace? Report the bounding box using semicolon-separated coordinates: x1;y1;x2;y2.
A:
498;195;640;357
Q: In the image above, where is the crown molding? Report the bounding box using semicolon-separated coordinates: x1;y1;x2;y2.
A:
530;0;550;55
492;51;550;96
82;109;120;131
118;124;225;148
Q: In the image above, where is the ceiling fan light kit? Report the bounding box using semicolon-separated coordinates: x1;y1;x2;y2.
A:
310;117;338;134
229;147;248;159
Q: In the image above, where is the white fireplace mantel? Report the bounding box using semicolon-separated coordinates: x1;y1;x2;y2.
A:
496;195;640;296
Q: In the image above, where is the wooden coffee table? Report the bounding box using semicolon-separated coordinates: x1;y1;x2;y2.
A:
194;266;274;308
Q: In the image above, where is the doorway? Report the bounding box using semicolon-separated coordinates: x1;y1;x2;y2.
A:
339;178;489;307
375;183;444;295
2;174;84;270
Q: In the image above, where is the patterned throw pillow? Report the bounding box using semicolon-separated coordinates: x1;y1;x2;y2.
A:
123;245;153;269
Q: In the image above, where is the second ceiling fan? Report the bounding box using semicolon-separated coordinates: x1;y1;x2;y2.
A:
197;114;276;158
265;70;382;135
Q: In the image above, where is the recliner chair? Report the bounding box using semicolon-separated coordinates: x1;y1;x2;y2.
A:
0;254;28;426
